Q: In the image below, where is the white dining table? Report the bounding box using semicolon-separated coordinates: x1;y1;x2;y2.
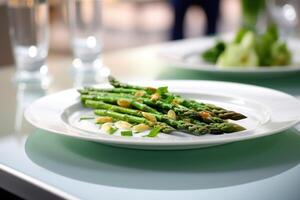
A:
0;43;300;200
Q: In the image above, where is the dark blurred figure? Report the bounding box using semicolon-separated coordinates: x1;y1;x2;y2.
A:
0;3;13;66
170;0;221;40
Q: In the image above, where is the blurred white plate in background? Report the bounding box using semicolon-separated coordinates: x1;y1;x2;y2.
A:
159;37;300;74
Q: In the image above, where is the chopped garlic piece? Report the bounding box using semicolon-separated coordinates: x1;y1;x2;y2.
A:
167;110;176;120
115;121;132;130
101;122;114;133
117;99;131;108
142;112;157;123
132;123;150;133
134;90;146;97
150;93;160;101
96;116;113;123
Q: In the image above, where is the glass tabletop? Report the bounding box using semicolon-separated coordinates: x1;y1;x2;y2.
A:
0;48;300;200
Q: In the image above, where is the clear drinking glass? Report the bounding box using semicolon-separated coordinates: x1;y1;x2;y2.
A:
68;0;103;72
8;0;49;83
267;0;299;37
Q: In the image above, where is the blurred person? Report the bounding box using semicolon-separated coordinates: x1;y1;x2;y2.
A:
170;0;221;40
0;0;13;66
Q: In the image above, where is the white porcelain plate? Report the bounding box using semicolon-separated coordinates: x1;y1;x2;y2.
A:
159;37;300;74
25;80;300;150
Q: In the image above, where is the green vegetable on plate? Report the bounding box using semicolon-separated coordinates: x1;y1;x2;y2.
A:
79;77;246;137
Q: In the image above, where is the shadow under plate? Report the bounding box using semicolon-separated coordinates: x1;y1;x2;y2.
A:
25;128;300;190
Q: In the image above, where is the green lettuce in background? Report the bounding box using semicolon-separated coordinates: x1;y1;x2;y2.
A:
241;0;266;30
200;0;292;67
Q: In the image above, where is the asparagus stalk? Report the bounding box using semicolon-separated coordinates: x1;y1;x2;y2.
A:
81;93;221;123
181;99;246;120
82;88;245;120
209;122;245;134
187;118;245;134
85;100;245;134
108;76;154;93
81;94;160;114
84;100;213;135
78;78;247;136
108;76;246;120
78;87;139;95
94;109;175;133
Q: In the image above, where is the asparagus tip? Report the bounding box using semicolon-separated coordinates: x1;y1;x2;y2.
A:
219;111;247;120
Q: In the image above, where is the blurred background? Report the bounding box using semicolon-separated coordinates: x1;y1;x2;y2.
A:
0;0;241;66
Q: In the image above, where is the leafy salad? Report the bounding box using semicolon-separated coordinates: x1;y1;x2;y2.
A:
201;25;292;68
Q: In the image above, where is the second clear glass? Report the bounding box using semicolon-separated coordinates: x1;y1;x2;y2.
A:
8;0;49;83
68;0;103;71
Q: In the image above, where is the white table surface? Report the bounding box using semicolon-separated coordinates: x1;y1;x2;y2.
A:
0;45;300;199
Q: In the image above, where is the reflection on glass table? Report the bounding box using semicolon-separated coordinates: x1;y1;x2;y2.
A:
15;82;47;134
71;66;110;87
